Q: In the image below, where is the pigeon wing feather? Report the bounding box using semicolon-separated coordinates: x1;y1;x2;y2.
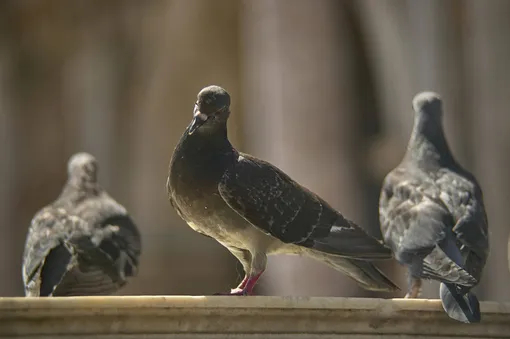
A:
380;167;476;285
219;154;391;259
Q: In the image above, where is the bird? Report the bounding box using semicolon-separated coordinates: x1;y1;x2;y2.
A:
22;152;142;297
379;92;489;323
167;85;399;296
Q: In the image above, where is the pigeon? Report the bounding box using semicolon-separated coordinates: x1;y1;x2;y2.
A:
167;85;399;295
22;152;142;296
379;92;489;323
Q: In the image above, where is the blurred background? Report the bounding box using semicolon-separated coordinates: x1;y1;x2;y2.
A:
0;0;509;302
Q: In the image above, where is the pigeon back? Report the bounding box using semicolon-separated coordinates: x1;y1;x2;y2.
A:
219;153;393;259
379;92;488;322
23;152;142;296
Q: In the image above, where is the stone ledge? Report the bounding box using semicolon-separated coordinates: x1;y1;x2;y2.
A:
0;296;509;338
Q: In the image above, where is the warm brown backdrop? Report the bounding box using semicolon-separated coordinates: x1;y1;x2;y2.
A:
0;0;508;302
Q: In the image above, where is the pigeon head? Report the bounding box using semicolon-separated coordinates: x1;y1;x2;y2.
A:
188;85;231;135
67;152;98;183
412;91;443;120
408;91;455;166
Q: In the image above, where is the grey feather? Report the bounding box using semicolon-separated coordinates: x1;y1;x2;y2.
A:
168;85;399;294
22;152;142;296
379;92;488;322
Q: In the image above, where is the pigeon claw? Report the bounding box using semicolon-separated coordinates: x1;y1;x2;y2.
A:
213;287;250;296
405;276;422;298
230;288;249;296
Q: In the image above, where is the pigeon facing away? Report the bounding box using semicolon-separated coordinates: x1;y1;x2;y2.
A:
22;153;142;296
167;85;399;295
379;92;489;323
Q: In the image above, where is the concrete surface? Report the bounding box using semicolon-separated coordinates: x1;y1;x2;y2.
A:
0;296;509;338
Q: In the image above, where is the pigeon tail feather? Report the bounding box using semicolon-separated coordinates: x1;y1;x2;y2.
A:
440;282;480;323
45;227;125;296
308;250;400;292
311;218;393;260
421;243;477;287
53;263;120;296
68;226;124;284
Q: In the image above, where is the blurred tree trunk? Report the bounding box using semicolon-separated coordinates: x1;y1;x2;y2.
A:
241;0;372;297
356;0;473;299
464;0;510;301
0;3;70;296
0;0;241;296
120;0;242;295
0;29;16;295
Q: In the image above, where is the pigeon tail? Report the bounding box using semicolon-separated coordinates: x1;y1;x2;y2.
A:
311;217;393;260
51;255;122;296
52;263;121;296
41;226;125;296
68;225;124;283
37;228;124;297
440;282;480;323
308;250;400;292
420;236;478;287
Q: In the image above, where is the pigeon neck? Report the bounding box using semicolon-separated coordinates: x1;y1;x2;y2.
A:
185;124;231;153
62;175;100;197
406;114;456;168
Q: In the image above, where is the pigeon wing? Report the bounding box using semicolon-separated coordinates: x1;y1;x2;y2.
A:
96;214;141;279
75;195;142;280
379;168;449;259
219;154;391;259
380;168;476;285
22;208;87;296
436;172;489;282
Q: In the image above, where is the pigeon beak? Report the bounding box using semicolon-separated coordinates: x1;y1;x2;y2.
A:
188;108;208;135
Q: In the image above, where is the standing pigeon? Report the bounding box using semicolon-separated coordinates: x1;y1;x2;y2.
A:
167;85;399;295
379;92;489;323
22;152;142;296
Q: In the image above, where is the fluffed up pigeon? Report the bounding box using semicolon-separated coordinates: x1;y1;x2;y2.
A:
22;152;142;296
379;92;489;323
167;85;399;296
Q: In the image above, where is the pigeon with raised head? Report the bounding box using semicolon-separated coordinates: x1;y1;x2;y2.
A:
22;152;142;296
379;92;489;323
167;85;399;295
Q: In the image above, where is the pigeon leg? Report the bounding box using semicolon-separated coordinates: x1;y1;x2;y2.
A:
215;247;253;295
214;271;264;296
234;275;249;290
216;252;266;296
228;270;264;295
237;252;267;295
405;275;422;298
230;247;252;290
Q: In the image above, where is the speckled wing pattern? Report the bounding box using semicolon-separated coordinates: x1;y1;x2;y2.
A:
22;207;94;296
65;193;142;286
22;198;140;296
219;154;392;259
433;169;489;283
379;165;487;285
